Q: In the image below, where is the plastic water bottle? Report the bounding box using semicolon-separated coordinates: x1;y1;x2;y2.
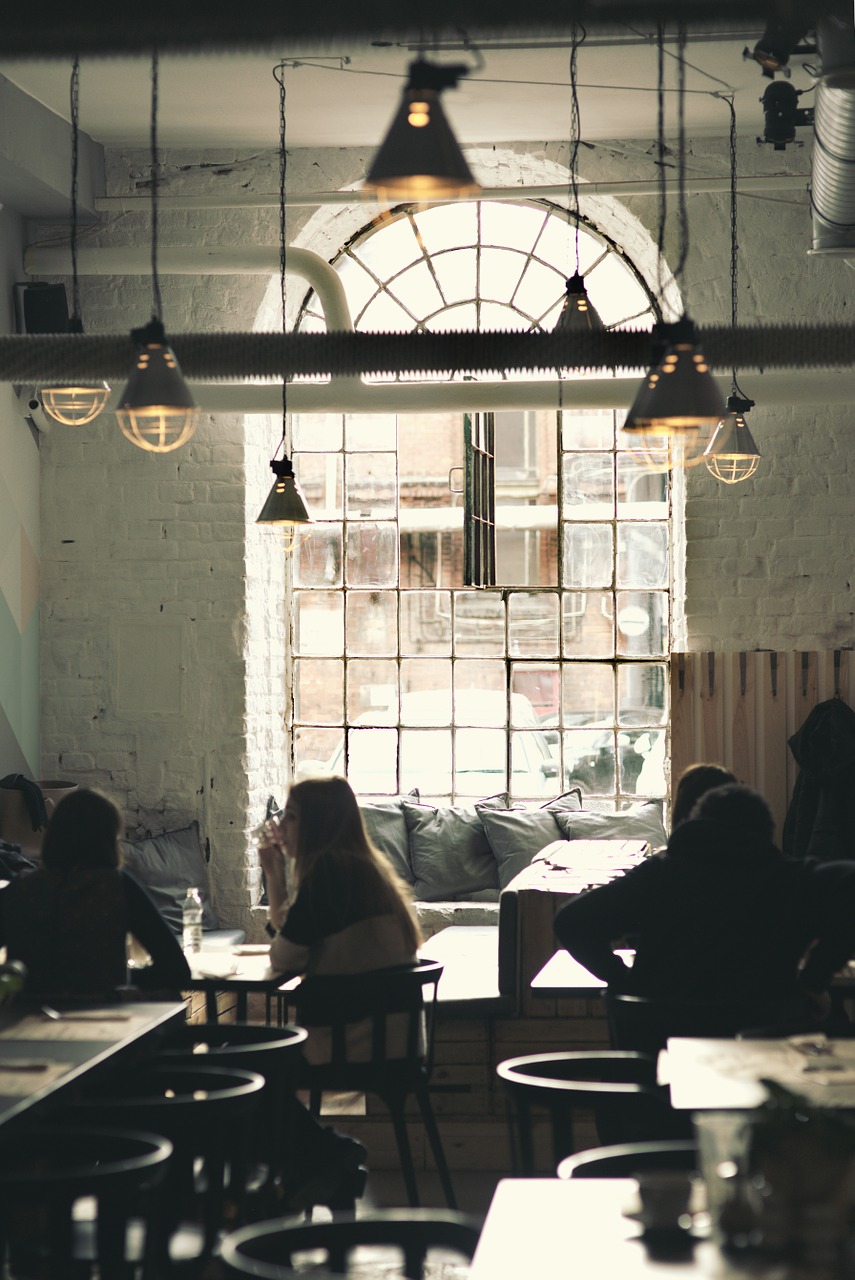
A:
182;886;203;955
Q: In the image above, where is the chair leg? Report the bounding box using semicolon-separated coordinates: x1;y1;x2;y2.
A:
415;1081;457;1210
384;1094;420;1207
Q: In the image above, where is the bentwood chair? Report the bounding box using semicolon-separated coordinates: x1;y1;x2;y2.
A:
0;1125;173;1279
221;1210;482;1280
497;1049;688;1174
285;959;457;1209
606;992;811;1057
558;1139;699;1179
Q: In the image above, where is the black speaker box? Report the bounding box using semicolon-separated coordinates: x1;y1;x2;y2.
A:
22;283;69;334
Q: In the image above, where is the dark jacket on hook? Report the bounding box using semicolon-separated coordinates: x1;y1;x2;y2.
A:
782;697;855;861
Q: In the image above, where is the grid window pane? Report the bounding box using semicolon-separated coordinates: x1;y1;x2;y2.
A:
346;659;399;723
345;590;398;655
345;523;399;587
294;659;344;725
563;524;614;589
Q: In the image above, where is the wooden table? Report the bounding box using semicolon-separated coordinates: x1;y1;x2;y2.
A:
184;946;299;1021
0;999;186;1133
660;1036;855;1111
470;1177;780;1279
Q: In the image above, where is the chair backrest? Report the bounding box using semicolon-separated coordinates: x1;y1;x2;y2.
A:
220;1209;482;1280
558;1139;699;1179
606;992;808;1056
289;959;443;1073
496;1050;679;1172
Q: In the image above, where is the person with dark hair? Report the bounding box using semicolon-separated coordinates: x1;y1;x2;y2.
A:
258;775;422;1210
553;782;855;1013
670;762;736;829
0;788;190;999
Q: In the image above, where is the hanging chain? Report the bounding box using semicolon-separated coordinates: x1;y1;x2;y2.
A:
69;57;81;323
727;94;742;393
568;21;585;274
149;51;163;323
274;60;288;451
655;23;666;309
674;20;690;293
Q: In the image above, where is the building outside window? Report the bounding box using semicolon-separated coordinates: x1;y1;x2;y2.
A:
289;200;669;808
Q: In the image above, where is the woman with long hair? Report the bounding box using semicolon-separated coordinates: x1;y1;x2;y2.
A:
0;787;190;999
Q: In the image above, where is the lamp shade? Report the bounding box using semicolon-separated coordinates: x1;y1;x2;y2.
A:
256;455;313;550
703;394;761;484
41;382;110;426
553;272;604;334
363;59;479;201
622;316;726;435
116;318;199;453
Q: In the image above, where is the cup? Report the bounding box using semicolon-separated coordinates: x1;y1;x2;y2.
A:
636;1170;694;1231
693;1111;753;1236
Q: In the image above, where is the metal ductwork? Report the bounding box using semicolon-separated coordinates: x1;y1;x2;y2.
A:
810;14;855;260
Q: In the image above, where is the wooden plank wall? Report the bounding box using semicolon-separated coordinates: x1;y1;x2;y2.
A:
670;651;853;840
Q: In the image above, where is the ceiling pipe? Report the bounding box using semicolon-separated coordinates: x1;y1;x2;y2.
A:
809;14;855;261
92;174;810;213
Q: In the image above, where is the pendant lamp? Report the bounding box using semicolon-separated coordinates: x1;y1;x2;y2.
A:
40;58;110;427
116;52;198;453
554;22;604;338
621;23;724;468
703;97;761;485
257;62;313;550
363;57;479;201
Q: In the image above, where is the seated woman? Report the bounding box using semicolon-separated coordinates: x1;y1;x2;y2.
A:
0;787;190;999
258;774;422;1209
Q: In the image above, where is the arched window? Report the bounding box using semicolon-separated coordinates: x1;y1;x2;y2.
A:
289;200;668;807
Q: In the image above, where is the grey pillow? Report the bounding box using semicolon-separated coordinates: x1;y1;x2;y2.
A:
121;820;219;934
402;798;507;903
477;805;566;889
359;799;415;886
554;800;667;849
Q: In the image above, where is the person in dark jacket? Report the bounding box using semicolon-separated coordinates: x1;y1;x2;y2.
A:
670;762;735;830
554;784;855;1015
783;697;855;862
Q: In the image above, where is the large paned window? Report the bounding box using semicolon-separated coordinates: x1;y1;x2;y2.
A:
290;201;669;807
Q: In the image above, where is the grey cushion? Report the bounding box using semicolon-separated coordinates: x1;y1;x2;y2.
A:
554;800;667;849
478;792;589;889
121;821;219;935
359;798;415;886
402;797;507;903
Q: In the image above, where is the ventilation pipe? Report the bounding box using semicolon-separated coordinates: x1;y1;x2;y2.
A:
810;14;855;261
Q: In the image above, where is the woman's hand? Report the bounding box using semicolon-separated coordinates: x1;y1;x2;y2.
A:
257;823;290;930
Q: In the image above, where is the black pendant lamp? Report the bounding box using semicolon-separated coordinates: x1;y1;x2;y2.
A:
116;52;198;453
40;58;110;427
363;57;480;201
257;62;314;550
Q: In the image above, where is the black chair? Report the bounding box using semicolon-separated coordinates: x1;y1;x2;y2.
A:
558;1139;699;1180
497;1049;688;1174
67;1061;265;1271
220;1209;482;1280
286;959;456;1209
0;1125;172;1279
156;1020;309;1218
606;992;810;1057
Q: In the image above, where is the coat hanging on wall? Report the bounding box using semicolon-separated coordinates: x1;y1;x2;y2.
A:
782;697;855;861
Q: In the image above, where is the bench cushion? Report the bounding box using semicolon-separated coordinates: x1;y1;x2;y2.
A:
121;821;220;935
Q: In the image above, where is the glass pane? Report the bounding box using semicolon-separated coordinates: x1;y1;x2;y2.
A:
586;251;652;328
618;662;668;725
456;728;507;796
401;663;453;723
454;592;505;656
513;259;566;322
564;728;616;796
562;409;615;451
346;415;397;452
512;662;559;721
389;261;444;315
426;302;478;331
480;247;527;304
617;524;669;590
628;729;667;797
563;524;613;589
345;726;398;795
346;659;399;723
511;730;557;799
359;291;416;332
335;255;377;318
401;729;451;796
292;413;342;452
345;453;397;520
453;666;507;722
616;591;669;657
534;217;602;277
481;201;545;251
508;591;559;657
400;591;452;655
345;590;398;655
345;523;398;587
352;214;421;274
561;662;615;724
294;453;342;518
294;726;342;779
480;301;528;330
617;454;669;518
294;591;343;656
414;202;478;254
293;526;343;588
562;590;614;658
294;659;343;725
431;249;477;305
563;453;614;520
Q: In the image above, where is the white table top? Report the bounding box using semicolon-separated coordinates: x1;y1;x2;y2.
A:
660;1036;855;1110
469;1178;782;1279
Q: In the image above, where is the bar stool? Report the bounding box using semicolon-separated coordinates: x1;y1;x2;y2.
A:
558;1139;699;1179
67;1061;265;1271
156;1021;308;1218
0;1125;172;1279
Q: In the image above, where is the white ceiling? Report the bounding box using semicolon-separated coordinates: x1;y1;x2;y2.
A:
0;25;819;152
